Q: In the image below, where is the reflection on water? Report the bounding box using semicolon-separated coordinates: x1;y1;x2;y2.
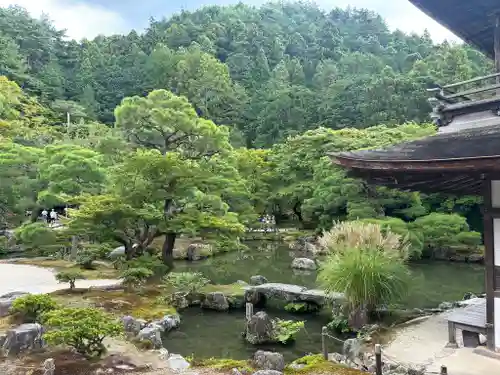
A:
164;307;338;362
167;241;485;360
176;241;485;308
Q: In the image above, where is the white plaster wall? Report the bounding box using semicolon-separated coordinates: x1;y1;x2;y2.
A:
492;180;500;208
494;219;500;267
495;298;500;350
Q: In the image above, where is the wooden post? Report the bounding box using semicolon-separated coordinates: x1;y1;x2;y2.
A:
245;302;253;321
495;14;500;75
43;358;55;375
440;365;448;375
321;326;328;360
374;344;382;375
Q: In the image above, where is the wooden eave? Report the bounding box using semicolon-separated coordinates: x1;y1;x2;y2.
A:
409;0;500;59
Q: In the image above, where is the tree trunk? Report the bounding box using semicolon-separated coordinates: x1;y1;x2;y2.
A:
293;201;303;224
162;232;177;268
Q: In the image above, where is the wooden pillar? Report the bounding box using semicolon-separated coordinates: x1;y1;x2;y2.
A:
483;178;495;350
495;14;500;74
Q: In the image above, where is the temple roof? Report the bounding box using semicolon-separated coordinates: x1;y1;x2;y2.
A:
409;0;499;59
331;124;500;195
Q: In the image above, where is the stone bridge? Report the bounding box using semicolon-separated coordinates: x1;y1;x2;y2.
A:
244;283;344;307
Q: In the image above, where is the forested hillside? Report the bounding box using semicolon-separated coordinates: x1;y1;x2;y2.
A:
0;3;489;262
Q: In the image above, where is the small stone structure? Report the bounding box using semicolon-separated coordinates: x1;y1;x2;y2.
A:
254;350;285;371
123;314;180;349
244;283;344;307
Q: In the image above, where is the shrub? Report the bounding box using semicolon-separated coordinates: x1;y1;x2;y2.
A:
76;249;97;269
55;270;85;290
14;222;60;255
455;231;482;248
121;267;154;291
163;272;210;296
410;213;471;252
317;248;410;329
360;217;424;259
10;294;58;323
318;221;410;260
43;307;123;358
126;253;169;275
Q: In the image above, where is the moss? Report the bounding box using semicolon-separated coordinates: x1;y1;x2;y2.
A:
200;283;246;297
195;358;254;372
52;288;176;320
11;258;119;280
285;354;364;375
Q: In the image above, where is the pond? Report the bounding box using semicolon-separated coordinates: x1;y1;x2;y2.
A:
166;241;485;360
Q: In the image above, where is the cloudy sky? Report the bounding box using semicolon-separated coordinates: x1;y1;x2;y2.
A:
0;0;461;42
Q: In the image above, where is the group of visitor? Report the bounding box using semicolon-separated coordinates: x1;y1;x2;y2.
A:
41;209;58;226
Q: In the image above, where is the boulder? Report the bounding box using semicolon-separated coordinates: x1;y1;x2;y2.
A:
291;258;317;270
201;292;230;311
109;246;126;258
253;351;285;371
0;291;29;317
2;323;44;356
166;353;191;372
438;302;454;310
245;311;275;345
122;316;146;335
250;275;268;286
252;371;283;375
186;243;212;261
467;254;484;263
136;327;162;349
150;314;181;332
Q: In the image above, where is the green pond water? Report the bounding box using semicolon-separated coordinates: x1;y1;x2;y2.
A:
164;241;485;361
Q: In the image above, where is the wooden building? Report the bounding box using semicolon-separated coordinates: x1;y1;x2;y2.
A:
331;1;500;351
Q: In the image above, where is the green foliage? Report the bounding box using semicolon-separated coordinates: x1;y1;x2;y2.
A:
55;270;85;290
196;358;253;372
43;307;123;358
284;302;319;313
163;272;210;296
327;315;352;334
76;249;97;270
318;249;410;315
121;267;154;290
410;213;481;255
273;319;305;344
14;222;59;255
10;294;57;323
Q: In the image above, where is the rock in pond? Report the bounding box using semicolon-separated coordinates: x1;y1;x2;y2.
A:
250;275;268;286
0;291;29;317
2;323;44;356
245;311;275;345
201;292;230;311
291;258;317;271
186;243;213;261
254;350;285;371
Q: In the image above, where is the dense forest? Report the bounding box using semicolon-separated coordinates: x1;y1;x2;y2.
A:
0;3;490;263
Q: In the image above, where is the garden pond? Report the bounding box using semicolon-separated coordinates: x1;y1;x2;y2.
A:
0;241;485;362
166;241;485;361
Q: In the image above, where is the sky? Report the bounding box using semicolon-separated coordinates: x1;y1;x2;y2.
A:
0;0;461;42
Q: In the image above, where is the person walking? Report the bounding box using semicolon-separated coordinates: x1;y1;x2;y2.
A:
49;209;57;227
41;209;48;223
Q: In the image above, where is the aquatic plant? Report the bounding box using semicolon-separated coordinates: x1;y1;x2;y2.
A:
273;318;305;344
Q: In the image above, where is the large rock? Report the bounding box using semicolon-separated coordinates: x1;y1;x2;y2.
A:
289;237;322;255
166;353;191;372
136;326;162;349
245;312;275;345
291;258;317;271
250;275;268;286
252;371;283;375
201;292;230;311
246;283;344;306
254;351;285;371
2;323;44;356
0;292;29;317
122;316;146;335
149;314;181;332
186;243;213;261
